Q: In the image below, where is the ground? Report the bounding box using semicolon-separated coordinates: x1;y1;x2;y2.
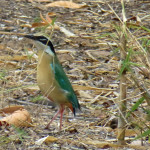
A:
0;0;150;149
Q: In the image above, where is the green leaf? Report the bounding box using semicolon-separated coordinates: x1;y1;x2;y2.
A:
119;49;132;76
134;129;150;140
14;126;28;141
30;95;43;103
119;48;142;76
128;62;143;67
0;69;7;80
97;33;114;38
51;17;57;26
141;26;150;32
126;97;145;118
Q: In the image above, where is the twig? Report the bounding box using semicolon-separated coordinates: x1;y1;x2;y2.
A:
0;31;26;36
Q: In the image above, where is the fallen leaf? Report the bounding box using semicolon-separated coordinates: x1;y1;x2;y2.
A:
78;91;92;99
0;55;27;61
0;61;18;69
45;1;85;9
35;136;58;145
32;12;59;29
59;26;76;37
32;22;48;28
0;44;5;49
67;127;78;134
20;24;32;28
40;12;49;24
83;140;122;148
46;13;53;24
0;105;24;114
82;140;147;149
90;51;111;58
28;0;51;2
0;109;32;127
57;53;74;63
114;128;140;137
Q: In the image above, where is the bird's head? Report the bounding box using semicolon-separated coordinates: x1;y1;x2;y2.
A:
24;35;56;55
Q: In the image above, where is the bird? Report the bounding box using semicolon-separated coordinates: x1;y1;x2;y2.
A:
24;35;80;130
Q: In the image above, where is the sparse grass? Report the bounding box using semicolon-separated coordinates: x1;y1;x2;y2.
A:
0;0;150;149
30;94;44;103
24;48;36;61
13;126;29;142
0;69;7;81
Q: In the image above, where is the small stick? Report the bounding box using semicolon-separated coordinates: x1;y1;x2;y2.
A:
0;31;26;37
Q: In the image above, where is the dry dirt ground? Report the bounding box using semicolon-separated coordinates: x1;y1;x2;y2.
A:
0;0;150;149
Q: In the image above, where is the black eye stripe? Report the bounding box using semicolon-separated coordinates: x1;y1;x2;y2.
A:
24;35;56;54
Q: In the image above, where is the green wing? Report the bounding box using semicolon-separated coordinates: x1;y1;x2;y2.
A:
50;56;80;110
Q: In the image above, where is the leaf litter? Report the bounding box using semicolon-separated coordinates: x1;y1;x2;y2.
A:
0;0;150;149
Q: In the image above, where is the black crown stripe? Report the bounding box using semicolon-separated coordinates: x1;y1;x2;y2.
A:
24;35;56;54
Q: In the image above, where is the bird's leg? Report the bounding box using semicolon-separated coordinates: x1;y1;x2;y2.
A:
45;109;60;129
59;105;64;131
45;105;65;130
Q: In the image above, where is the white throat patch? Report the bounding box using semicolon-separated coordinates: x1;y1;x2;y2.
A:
45;46;54;56
35;41;54;56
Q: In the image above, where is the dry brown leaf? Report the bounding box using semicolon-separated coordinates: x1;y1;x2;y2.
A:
90;51;111;58
46;13;53;24
47;12;56;16
83;140;147;149
32;22;48;28
23;85;39;95
85;51;98;61
35;136;58;145
32;12;59;29
67;127;78;134
1;61;18;69
23;85;39;91
40;12;48;23
83;140;123;148
28;0;51;2
45;1;85;9
0;55;27;61
58;53;74;63
0;105;24;114
59;26;76;37
32;12;49;28
89;126;113;133
0;109;32;127
115;128;140;137
20;24;32;28
0;44;5;49
78;91;92;99
45;136;58;144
